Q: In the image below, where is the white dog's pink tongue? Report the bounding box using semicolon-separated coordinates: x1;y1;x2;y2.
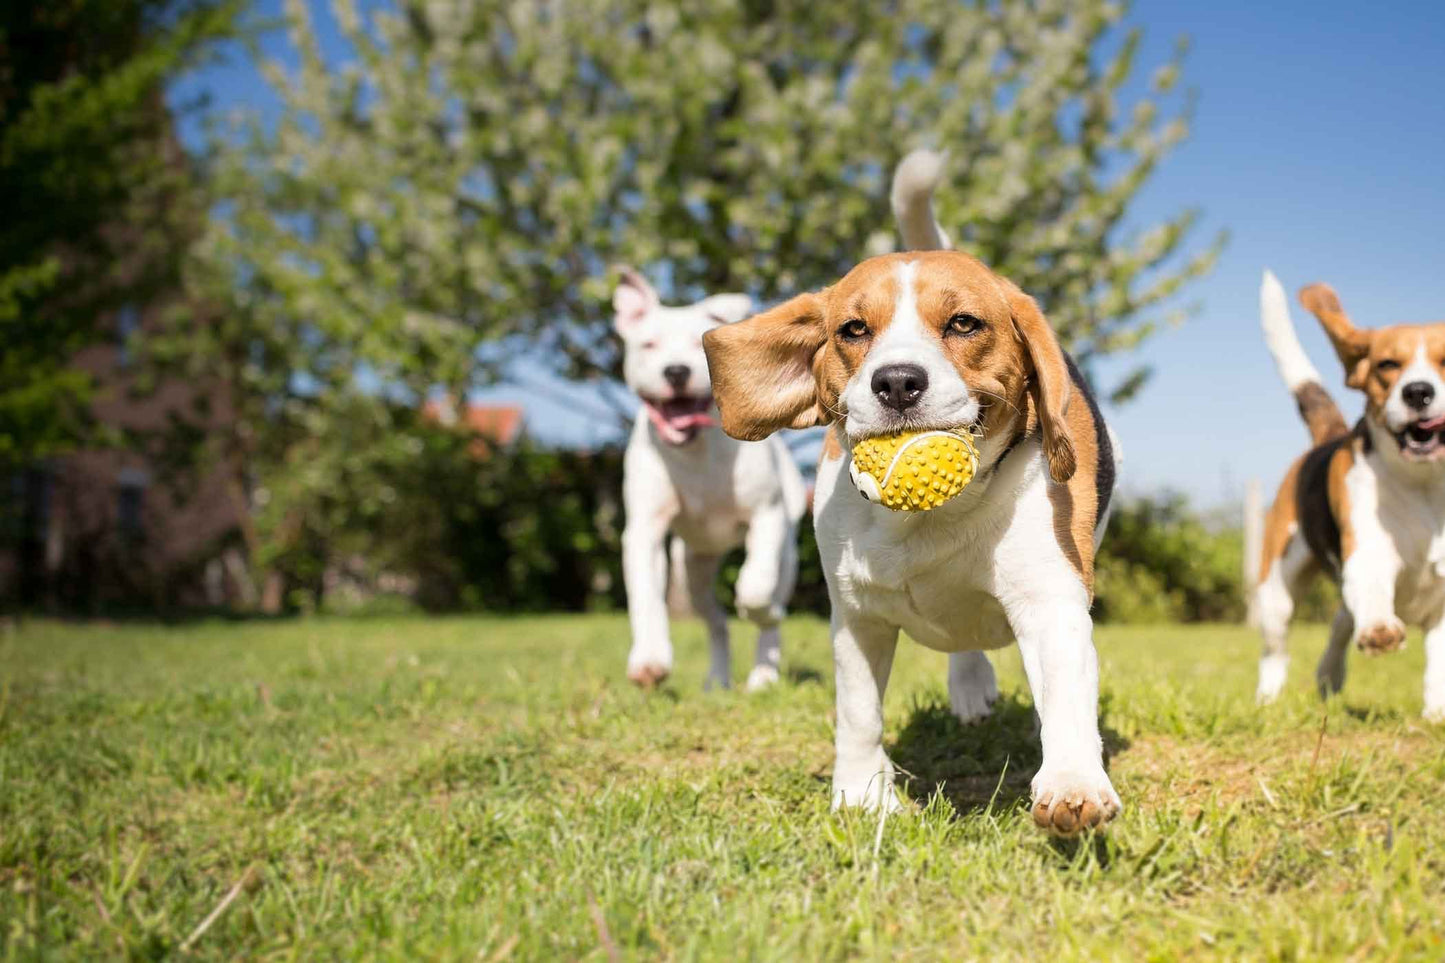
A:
1418;414;1445;432
645;400;714;444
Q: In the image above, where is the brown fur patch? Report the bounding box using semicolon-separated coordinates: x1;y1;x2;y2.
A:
1046;372;1105;592
1262;278;1445;587
1293;382;1349;446
1258;430;1358;585
704;250;1102;586
820;424;844;462
1357;621;1406;654
1325;437;1357;564
1353;325;1445;416
1257;457;1302;585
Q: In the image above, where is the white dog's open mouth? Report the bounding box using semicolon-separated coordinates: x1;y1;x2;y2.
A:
1395;414;1445;460
644;396;715;445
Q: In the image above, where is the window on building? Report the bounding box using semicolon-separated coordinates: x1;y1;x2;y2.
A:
115;304;141;367
116;468;148;540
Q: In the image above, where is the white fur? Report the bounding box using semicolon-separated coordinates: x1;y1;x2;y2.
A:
1254;528;1311;704
817;431;1121;822
1382;338;1445;433
948;650;999;724
1255;420;1445;719
891;149;951;251
1424;618;1445;722
1260;269;1323;391
617;275;806;690
811;162;1122;827
615;275;752;408
841;261;980;440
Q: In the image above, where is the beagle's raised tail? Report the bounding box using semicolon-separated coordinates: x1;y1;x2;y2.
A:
1260;269;1349;445
891;149;951;252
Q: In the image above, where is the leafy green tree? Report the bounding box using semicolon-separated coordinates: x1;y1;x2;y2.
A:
181;0;1222;605
199;0;1218;395
0;0;243;467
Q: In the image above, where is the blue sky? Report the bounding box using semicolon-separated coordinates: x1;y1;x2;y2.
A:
176;0;1445;506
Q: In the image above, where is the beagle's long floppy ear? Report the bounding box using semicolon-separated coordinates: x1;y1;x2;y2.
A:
1300;283;1372;389
702;292;829;441
1008;289;1076;483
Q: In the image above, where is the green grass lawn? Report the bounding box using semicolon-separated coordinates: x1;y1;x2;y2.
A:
3;614;1444;960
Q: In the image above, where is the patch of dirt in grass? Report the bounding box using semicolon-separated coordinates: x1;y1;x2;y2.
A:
1118;723;1441;813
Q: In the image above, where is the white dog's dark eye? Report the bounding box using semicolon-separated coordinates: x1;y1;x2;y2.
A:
838;319;870;341
946;313;984;336
641;340;658;350
1376;359;1401;372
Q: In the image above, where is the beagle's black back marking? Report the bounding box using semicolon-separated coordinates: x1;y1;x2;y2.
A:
1294;429;1358;580
1065;354;1114;523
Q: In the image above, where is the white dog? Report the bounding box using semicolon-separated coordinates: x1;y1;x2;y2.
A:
702;152;1123;834
1253;270;1445;720
614;267;807;691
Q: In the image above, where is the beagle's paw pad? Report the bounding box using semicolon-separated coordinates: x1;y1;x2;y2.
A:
627;664;671;688
1030;768;1122;836
1356;619;1407;655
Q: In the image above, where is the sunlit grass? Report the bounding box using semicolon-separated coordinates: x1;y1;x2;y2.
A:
3;615;1444;959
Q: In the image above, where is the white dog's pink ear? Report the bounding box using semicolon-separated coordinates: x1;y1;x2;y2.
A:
701;293;752;325
612;266;659;334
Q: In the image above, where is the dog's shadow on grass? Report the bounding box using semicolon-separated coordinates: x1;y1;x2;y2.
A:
785;665;825;686
889;692;1131;820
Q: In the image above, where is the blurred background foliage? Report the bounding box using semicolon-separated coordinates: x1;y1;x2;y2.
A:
0;0;245;468
3;0;1270;625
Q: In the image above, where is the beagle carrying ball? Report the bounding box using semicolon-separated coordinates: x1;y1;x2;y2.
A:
849;429;979;511
701;151;1122;835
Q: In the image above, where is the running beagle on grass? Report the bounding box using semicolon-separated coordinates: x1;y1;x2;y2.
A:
702;151;1123;835
1254;271;1445;721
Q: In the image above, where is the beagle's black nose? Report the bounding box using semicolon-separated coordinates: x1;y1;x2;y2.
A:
1402;381;1435;411
663;365;691;391
871;363;928;412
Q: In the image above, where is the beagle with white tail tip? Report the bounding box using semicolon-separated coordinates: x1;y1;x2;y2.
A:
702;151;1123;835
1253;270;1445;721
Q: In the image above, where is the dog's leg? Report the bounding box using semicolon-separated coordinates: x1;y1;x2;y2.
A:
622;520;673;686
947;651;997;724
1423;616;1445;723
1341;536;1406;654
735;505;797;691
1316;606;1354;698
1012;601;1121;836
830;613;902;812
1255;535;1313;703
680;548;730;690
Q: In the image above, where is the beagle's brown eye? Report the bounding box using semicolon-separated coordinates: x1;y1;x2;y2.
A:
1376;359;1401;373
946;313;984;336
838;319;870;341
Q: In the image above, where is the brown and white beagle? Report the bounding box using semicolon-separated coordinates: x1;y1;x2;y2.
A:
701;151;1122;834
1254;271;1445;721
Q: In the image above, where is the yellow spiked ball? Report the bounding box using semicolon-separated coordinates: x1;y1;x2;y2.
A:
848;430;979;511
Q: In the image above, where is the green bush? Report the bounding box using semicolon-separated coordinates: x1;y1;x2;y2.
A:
1092;492;1338;624
1092;494;1246;624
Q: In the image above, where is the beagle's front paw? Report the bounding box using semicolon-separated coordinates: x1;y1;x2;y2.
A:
1356;617;1407;655
745;663;780;692
1030;765;1121;836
